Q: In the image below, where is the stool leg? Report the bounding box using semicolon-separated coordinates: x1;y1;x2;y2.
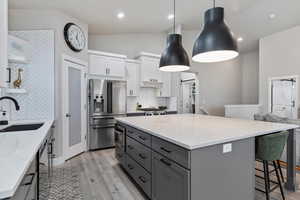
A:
277;160;285;183
273;161;285;200
263;161;270;200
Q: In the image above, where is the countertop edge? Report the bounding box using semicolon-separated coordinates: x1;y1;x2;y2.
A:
116;118;299;150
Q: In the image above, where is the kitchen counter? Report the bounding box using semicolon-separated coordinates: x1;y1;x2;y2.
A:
117;114;298;150
0;120;54;199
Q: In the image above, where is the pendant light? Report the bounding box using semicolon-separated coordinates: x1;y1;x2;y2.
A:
192;0;238;63
159;0;190;72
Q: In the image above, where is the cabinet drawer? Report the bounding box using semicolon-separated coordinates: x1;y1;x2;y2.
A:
152;151;190;200
126;155;151;198
126;126;151;147
152;136;190;169
127;136;151;172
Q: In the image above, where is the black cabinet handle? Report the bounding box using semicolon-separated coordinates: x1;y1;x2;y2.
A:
128;130;134;134
160;147;172;153
22;173;35;186
128;164;134;170
138;153;147;160
160;158;172;166
138;135;147;141
6;68;11;83
138;176;147;183
128;145;134;150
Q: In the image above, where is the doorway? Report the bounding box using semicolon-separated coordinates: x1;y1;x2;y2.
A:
268;76;298;119
62;55;87;160
179;72;197;114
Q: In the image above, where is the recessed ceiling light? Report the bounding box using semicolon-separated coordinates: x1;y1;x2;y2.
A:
269;13;276;19
237;37;243;42
117;12;125;19
168;14;174;20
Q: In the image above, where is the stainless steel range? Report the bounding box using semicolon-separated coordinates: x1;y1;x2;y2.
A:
87;79;126;150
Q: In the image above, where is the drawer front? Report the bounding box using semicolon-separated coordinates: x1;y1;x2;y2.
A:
127;136;151;172
152;136;190;169
127;126;151;147
152;151;190;200
91;117;116;126
126;156;151;198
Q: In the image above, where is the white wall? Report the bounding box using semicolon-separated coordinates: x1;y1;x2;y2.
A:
8;9;89;159
240;51;259;104
260;25;300;114
89;33;166;58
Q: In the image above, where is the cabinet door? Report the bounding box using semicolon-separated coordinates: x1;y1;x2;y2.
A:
108;57;125;77
141;57;161;83
0;0;8;88
152;152;190;200
126;62;140;96
158;72;171;97
89;54;108;76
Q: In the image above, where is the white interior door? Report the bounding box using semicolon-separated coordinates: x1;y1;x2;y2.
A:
63;58;87;160
271;79;297;119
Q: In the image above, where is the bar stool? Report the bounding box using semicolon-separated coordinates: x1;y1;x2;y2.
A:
255;131;288;200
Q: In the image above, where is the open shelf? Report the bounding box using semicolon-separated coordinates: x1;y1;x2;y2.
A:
5;88;27;94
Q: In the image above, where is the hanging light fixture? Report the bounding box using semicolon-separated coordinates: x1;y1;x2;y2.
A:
192;0;238;63
159;0;190;72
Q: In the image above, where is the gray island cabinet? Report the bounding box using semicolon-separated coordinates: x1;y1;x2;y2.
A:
115;114;299;200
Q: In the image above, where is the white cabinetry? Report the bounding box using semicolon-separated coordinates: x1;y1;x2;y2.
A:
157;72;171;97
126;59;140;97
0;0;8;88
137;52;162;85
88;50;127;78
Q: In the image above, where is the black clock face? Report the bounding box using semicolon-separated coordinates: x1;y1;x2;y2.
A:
64;23;86;52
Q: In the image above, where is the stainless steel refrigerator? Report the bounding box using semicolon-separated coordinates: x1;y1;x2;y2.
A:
88;79;126;150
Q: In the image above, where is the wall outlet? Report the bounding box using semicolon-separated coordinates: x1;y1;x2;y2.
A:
223;143;232;154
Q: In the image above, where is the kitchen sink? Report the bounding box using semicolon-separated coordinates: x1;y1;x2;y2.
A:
0;123;44;132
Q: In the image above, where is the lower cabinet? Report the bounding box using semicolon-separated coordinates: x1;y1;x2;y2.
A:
10;155;38;200
116;123;191;200
152;152;190;200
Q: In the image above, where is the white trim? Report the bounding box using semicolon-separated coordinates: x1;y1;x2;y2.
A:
268;75;299;119
126;59;141;64
62;54;88;67
53;156;66;166
136;52;161;59
62;54;88;161
88;50;127;59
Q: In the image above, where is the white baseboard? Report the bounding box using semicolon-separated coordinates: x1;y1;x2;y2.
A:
53;156;65;166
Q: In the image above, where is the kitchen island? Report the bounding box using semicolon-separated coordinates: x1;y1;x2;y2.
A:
115;114;299;200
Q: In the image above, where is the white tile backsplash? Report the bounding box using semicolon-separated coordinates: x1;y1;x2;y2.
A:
127;88;176;112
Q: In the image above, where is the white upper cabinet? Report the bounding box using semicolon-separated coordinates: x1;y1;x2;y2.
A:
137;52;162;85
126;59;140;97
157;72;171;97
88;50;127;78
0;0;8;88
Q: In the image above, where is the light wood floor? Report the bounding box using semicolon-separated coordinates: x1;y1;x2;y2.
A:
64;149;300;200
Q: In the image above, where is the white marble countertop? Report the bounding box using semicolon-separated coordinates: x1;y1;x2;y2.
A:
116;114;299;150
0;120;54;199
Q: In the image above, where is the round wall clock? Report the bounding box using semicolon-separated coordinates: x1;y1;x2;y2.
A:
64;23;86;52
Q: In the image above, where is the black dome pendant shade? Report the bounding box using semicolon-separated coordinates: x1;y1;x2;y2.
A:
159;0;190;72
192;6;239;63
159;34;190;72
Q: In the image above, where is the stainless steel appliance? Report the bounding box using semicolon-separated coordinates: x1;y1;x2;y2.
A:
88;79;126;150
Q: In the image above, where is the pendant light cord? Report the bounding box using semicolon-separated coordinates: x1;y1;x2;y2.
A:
213;0;216;8
173;0;176;33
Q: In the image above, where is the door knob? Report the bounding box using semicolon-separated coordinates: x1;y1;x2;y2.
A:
66;113;71;118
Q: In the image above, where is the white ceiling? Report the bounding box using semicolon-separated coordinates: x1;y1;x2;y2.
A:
8;0;300;52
